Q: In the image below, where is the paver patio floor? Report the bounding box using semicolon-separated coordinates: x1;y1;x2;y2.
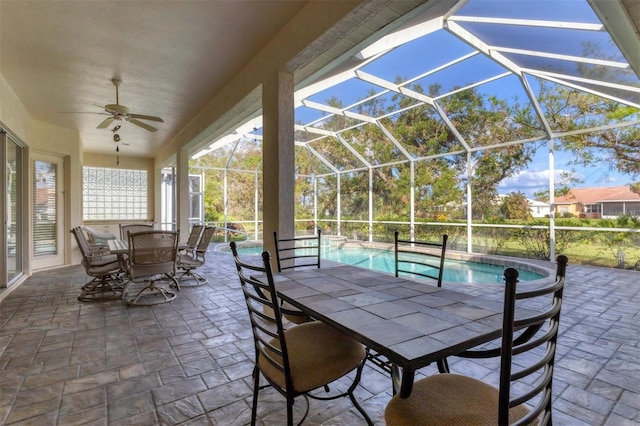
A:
1;251;638;425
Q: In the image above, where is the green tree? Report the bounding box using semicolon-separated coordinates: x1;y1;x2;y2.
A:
500;192;533;220
537;82;640;175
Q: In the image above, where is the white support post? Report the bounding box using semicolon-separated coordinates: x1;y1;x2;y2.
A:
466;151;473;253
410;160;415;240
313;175;318;232
549;139;556;260
369;168;373;242
254;171;259;240
223;169;228;242
337;172;341;236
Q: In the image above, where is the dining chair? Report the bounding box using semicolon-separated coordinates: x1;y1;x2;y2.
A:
229;242;373;426
272;230;321;324
395;231;448;286
273;229;321;271
369;232;450;380
385;255;569;426
119;222;154;240
177;225;215;286
122;230;180;306
71;226;124;302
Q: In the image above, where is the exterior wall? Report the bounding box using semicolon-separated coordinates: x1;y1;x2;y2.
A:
555;203;583;217
1;73;86;270
530;205;550;218
0;74;30;141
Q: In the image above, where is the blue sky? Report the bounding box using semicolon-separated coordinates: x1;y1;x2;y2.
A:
498;148;639;198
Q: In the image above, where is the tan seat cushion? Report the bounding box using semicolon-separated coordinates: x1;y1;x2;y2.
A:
281;300;311;324
385;373;530;425
259;321;366;393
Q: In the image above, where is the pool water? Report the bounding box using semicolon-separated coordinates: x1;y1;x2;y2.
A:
234;245;544;284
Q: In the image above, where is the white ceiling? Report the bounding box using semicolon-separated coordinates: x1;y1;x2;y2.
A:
0;0;308;157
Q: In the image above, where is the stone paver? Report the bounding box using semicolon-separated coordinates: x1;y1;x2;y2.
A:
1;251;639;425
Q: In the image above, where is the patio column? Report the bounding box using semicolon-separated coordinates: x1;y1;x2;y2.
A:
176;148;190;240
262;71;295;267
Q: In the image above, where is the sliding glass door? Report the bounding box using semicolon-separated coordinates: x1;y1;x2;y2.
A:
2;130;24;286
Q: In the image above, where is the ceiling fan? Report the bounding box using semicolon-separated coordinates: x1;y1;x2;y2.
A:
96;78;164;132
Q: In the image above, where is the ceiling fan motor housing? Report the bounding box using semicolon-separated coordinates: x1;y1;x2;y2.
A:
105;103;129;116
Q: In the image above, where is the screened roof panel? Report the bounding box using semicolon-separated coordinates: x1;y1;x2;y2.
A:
437;79;546;148
226;138;262;171
506;50;632;77
294;128;324;143
307;114;364;133
308;136;366;171
345;90;423;118
458;24;620;60
295;105;329;126
341;123;406;165
195;0;639;182
528;77;640;134
359;31;474;83
295;145;334;176
573;82;640;107
413;53;509;98
380;104;467;158
305;78;384;109
455;0;600;23
193;142;237;168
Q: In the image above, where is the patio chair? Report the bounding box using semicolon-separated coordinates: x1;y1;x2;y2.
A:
178;224;204;255
229;242;373;426
122;230;180;306
177;225;215;286
385;255;569;426
119;222;154;240
272;230;321;324
83;225;116;247
71;226;124;302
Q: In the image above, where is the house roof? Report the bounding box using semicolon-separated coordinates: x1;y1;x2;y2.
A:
555;186;640;204
528;199;550;207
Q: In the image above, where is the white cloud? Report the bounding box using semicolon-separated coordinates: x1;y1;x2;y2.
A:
498;169;573;196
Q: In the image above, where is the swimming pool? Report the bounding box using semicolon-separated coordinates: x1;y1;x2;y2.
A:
230;244;546;284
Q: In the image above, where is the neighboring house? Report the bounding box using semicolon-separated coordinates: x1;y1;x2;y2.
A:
528;199;551;218
554;186;640;218
496;194;550;218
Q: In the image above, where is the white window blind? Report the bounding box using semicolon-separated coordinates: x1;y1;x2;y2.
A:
33;160;57;256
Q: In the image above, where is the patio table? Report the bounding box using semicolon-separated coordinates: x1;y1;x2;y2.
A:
107;239;129;255
274;264;537;399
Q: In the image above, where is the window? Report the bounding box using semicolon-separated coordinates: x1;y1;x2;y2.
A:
83;167;147;220
33;160;58;256
189;174;204;224
585;204;601;213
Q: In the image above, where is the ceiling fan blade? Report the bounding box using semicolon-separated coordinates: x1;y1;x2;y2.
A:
58;111;110;115
97;117;115;129
128;118;158;132
129;113;164;123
